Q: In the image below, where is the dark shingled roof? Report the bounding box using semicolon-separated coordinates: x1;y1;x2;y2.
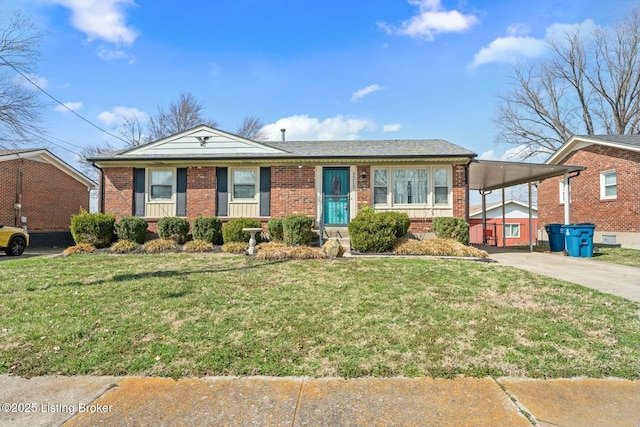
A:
575;134;640;148
262;139;476;158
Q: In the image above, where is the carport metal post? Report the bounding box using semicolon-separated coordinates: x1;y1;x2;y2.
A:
502;187;506;248
564;172;570;225
528;181;533;252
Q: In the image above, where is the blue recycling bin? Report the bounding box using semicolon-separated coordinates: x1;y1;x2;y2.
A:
564;224;596;257
545;223;565;252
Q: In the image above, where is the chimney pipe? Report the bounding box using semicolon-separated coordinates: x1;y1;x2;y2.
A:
280;128;286;141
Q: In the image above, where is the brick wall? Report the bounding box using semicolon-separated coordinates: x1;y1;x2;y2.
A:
0;158;89;232
538;145;640;232
356;166;371;211
186;167;217;220
101;167;134;221
271;166;316;217
452;165;466;218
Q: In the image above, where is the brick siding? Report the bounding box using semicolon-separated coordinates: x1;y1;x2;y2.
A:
271;166;316;217
538;145;640;233
0;158;89;232
101;168;134;221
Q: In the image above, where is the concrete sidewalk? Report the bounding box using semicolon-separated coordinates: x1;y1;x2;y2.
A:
485;247;640;303
1;375;638;426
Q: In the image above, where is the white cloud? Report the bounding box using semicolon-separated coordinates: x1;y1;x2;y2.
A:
379;0;478;41
49;0;138;46
383;123;402;132
351;84;385;102
97;46;135;62
478;150;497;160
54;102;82;112
262;114;376;141
480;145;547;162
470;19;597;68
470;35;546;68
98;106;148;126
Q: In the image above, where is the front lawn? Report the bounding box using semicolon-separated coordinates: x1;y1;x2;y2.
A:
0;253;638;379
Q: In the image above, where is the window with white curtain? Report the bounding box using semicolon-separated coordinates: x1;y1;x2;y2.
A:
372;166;451;207
393;169;428;204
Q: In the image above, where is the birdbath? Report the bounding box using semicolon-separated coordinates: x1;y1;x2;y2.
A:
242;228;263;255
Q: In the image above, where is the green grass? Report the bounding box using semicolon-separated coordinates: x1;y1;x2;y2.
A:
592;247;640;268
1;253;638;379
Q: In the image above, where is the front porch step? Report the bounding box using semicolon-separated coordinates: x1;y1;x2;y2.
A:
312;227;351;253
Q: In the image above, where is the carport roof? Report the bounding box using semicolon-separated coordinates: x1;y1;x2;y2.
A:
469;160;584;192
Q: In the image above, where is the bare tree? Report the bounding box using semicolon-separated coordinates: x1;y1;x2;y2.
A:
494;9;640;159
146;92;218;142
117;114;145;147
78;141;117;179
236;115;268;140
0;11;44;147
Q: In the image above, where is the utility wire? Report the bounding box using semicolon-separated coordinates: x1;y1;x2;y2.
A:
0;54;130;145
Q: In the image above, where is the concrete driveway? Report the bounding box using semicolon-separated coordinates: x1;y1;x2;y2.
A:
484;246;640;303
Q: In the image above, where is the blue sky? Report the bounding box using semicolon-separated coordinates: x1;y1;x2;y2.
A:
1;0;635;173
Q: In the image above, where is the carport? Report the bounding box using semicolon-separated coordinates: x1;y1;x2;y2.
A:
468;160;584;251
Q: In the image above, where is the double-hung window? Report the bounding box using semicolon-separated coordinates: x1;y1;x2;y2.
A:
149;169;174;201
504;223;520;238
434;168;449;205
373;169;388;205
232;169;257;200
600;170;617;200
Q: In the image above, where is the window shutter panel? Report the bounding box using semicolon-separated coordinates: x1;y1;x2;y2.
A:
216;167;228;216
176;168;187;217
259;167;271;216
133;168;146;217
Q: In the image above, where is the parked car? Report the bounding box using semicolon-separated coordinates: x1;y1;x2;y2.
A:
0;224;29;256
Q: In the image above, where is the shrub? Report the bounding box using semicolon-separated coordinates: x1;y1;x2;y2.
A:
63;243;96;257
266;218;284;242
222;241;249;254
282;215;314;246
110;239;139;254
115;216;148;244
142;239;179;253
157;217;190;244
393;238;488;258
348;211;398;253
192;217;223;245
378;211;411;238
222;218;262;243
432;217;469;245
70;210;115;248
256;245;326;261
183;239;215;253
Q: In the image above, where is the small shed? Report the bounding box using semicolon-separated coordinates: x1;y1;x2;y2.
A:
469;200;538;247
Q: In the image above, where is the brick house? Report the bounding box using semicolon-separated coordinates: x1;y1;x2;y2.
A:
537;135;640;249
0;149;96;247
90;125;477;237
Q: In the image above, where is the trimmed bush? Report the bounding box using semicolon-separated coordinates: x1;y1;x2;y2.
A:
282;215;313;246
192;216;223;245
142;239;179;253
110;239;139;254
70;210;115;248
266;218;284;242
378;211;411;238
62;243;96;257
183;240;215;253
222;218;262;243
157;217;190;244
348;211;398;253
115;216;148;244
432;217;469;245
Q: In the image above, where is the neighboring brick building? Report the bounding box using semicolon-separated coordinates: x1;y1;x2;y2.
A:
537;135;640;249
91;125;476;236
0;149;95;247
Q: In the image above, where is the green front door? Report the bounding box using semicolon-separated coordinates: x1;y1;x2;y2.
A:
323;167;349;225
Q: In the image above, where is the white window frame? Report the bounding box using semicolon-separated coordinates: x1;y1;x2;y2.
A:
600;170;617;200
371;166;452;208
230;167;259;203
504;223;520;238
147;168;175;202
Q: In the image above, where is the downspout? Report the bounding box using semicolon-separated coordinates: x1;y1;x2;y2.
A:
563;170;581;225
94;163;105;214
